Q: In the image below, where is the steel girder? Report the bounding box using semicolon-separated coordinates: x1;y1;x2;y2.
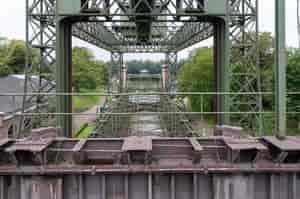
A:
25;0;230;55
73;21;213;53
25;0;258;62
227;0;263;134
169;22;214;52
23;0;262;135
18;0;57;135
275;0;286;136
32;0;221;53
165;52;177;91
72;22;119;51
110;52;124;92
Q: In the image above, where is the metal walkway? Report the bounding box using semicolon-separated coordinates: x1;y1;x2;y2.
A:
92;73;194;137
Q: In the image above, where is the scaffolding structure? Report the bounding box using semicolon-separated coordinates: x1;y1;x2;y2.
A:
20;0;287;137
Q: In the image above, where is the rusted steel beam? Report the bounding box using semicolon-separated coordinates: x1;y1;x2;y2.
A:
223;137;267;163
261;136;300;163
0;173;299;199
1;164;300;175
0;136;299;169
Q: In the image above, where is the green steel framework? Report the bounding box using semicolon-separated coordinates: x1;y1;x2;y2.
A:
298;0;300;48
22;0;286;137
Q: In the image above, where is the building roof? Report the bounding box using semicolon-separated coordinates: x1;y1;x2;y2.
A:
0;75;53;115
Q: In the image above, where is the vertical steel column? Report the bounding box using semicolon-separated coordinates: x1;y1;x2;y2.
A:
275;0;287;136
166;52;178;73
22;0;57;136
255;0;263;135
165;52;178;91
228;0;260;132
56;18;73;137
119;54;124;93
214;19;230;125
110;52;124;135
19;0;31;137
121;64;128;91
111;52;124;93
161;64;169;91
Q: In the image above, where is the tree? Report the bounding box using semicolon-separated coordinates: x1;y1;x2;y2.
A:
0;39;39;76
177;32;300;134
0;60;10;77
0;38;12;76
286;49;300;131
177;47;214;112
72;47;108;92
6;40;27;74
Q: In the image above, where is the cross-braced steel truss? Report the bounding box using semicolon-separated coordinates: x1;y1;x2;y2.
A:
228;0;263;133
22;0;267;136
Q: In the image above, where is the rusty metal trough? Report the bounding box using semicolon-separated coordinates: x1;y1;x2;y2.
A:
0;134;300;198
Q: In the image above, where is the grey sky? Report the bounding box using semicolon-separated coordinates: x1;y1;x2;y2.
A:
0;1;298;61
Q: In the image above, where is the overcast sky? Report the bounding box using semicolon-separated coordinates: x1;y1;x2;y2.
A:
0;1;298;61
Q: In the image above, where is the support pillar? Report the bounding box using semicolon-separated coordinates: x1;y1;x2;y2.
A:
214;19;230;125
111;52;124;93
166;52;178;74
275;0;286;136
121;64;128;91
165;52;177;91
56;18;72;137
161;64;169;91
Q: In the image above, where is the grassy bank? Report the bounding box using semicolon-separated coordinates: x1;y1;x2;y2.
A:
73;88;101;112
75;123;95;138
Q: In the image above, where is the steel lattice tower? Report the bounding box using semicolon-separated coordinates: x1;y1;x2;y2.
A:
21;0;286;137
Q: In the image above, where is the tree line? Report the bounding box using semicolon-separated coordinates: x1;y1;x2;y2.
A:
0;38;108;92
2;35;299;133
0;38;33;76
177;32;300;134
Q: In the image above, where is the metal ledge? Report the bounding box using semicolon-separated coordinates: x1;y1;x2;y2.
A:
0;136;300;167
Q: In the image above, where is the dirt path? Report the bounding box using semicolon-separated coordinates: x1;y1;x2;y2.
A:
73;97;106;130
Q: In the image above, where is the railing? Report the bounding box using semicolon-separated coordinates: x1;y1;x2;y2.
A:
1;92;300;137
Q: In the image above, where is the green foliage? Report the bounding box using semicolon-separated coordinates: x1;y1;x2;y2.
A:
72;47;108;92
0;39;39;76
73;88;100;112
287;49;300;132
0;39;13;75
75;123;95;138
177;32;300;134
0;60;10;77
178;47;214;112
6;40;27;74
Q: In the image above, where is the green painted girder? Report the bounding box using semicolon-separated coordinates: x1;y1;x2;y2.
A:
275;0;287;136
72;22;120;51
130;0;154;43
32;0;255;53
71;21;215;52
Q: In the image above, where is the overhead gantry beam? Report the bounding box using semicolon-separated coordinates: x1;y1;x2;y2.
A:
168;22;214;52
27;0;256;54
26;0;229;53
72;22;119;51
73;21;215;53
